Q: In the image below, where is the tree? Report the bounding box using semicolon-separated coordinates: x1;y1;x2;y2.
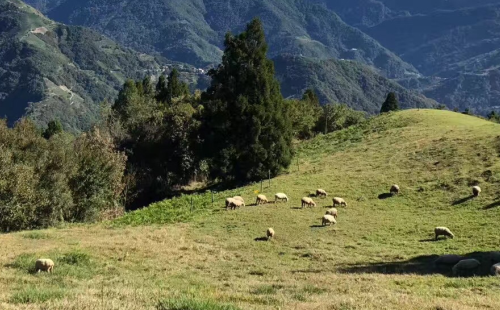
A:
288;89;322;139
380;92;399;113
317;103;366;134
302;88;320;106
43;120;63;139
200;18;293;182
156;69;189;104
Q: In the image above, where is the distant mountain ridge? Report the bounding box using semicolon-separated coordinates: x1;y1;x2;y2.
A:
23;0;420;79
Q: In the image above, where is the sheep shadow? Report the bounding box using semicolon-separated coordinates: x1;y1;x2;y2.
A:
419;238;438;243
254;237;269;242
452;195;474;206
483;200;500;210
309;225;325;228
291;207;303;210
378;193;393;200
339;251;500;278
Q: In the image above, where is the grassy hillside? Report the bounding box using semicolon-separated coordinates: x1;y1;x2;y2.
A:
274;54;436;113
1;110;500;309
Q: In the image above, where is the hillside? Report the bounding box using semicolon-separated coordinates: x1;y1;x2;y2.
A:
274;54;436;113
2;110;500;309
23;0;420;79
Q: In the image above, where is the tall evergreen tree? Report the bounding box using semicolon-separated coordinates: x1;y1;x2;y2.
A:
380;92;399;113
155;74;168;102
43;120;63;139
200;18;293;182
302;88;320;106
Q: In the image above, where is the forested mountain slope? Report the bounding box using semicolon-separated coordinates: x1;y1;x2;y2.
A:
23;0;420;79
274;55;436;113
0;0;202;131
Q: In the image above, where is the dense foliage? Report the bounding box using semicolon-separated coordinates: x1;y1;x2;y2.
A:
200;18;293;183
0;119;126;231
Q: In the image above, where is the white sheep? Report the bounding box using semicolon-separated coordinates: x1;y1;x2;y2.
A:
275;193;289;203
225;197;236;209
452;259;480;276
301;197;316;208
325;208;338;219
322;214;337;226
472;186;481;197
228;199;244;210
434;227;454;240
390;184;400;195
332;197;347;207
233;196;245;207
35;258;54;273
267;228;275;240
434;254;464;266
491;263;500;276
316;189;327;197
256;194;268;205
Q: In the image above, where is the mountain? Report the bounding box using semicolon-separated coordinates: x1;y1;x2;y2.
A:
0;0;207;131
274;54;436;113
23;0;420;79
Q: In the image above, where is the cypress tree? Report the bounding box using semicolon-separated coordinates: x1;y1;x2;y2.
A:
380;92;399;113
302;88;320;106
165;69;189;104
155;74;168;102
43;120;63;139
200;18;293;182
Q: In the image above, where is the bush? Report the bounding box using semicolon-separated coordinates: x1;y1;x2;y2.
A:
316;103;366;134
0;119;126;232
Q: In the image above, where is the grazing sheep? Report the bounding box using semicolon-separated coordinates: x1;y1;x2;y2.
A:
472;186;481;197
435;227;454;240
233;196;245;206
491;263;500;276
452;259;480;276
256;194;268;205
332;197;347;207
316;189;328;197
267;228;275;240
322;214;337;226
225;198;236;209
390;184;400;195
228;199;245;210
325;208;338;219
434;254;464;266
35;258;54;273
275;193;289;203
301;197;316;208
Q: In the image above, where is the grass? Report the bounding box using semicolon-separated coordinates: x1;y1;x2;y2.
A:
1;110;500;309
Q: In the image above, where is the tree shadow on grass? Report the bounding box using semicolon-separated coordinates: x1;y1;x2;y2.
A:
483;200;500;210
339;251;500;277
452;195;474;206
378;193;393;200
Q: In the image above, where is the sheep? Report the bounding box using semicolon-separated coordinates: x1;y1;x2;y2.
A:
434;227;454;240
316;189;328;198
233;196;245;207
225;198;236;210
332;197;347;207
472;186;481;197
267;228;275;240
275;193;289;203
35;258;54;273
301;197;316;208
452;259;480;276
325;208;338;219
256;194;268;205
390;184;400;195
491;263;500;276
322;214;337;226
434;254;464;266
228;199;245;210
